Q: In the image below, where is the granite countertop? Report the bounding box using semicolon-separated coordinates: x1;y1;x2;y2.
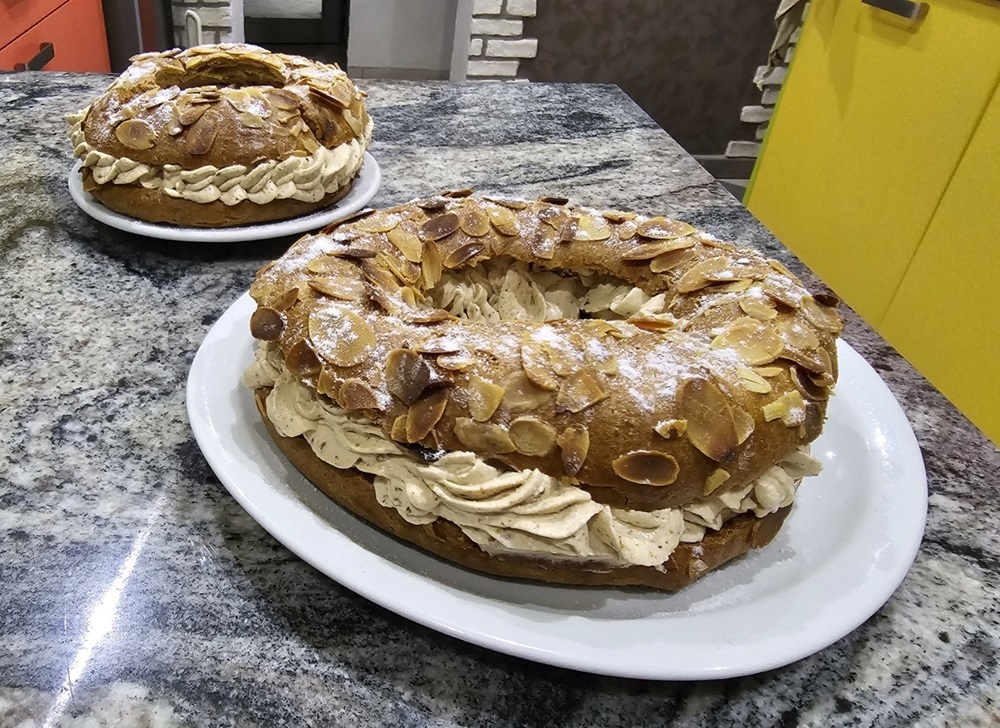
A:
1;73;998;727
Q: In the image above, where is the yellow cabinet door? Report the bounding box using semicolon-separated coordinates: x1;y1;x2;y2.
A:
747;0;1000;326
881;83;1000;445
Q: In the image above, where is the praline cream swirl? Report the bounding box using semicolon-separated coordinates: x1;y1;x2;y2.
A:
66;109;371;205
242;345;822;568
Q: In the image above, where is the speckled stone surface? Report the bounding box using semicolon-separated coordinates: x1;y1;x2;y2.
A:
1;73;998;728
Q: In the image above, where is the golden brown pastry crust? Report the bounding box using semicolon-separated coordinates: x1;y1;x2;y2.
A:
247;194;843;512
73;44;370;226
255;389;792;590
82;168;352;227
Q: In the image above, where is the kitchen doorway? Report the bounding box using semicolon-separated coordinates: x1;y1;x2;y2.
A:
243;0;349;66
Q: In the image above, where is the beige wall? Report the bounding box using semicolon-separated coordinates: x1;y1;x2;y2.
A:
348;0;458;74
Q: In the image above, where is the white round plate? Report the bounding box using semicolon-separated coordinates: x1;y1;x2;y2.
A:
187;294;927;680
67;153;381;242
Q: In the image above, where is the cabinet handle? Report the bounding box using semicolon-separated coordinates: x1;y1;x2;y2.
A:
14;43;55;72
862;0;929;20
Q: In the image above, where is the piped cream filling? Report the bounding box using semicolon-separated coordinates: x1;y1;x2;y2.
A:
67;108;372;206
242;344;822;569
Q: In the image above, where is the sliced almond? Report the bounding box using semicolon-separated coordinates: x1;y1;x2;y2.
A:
679;377;738;463
539;195;569;205
711;317;784;366
777;317;820;352
791;364;830;401
249;307;283;340
555;371;607;413
441;188;474;198
239;111;265;129
316;367;339;398
115;119;155;150
762;279;803;309
415;337;464;355
654;419;687;439
185;109;220;156
385;348;432;405
770;259;797;278
339;378;382;410
415;196;448;211
736;366;772;394
739;295;778;320
422;241;443;289
801;295;844;333
756;366;784;378
308;306;375;367
436;352;477;371
177;103;209;127
483;196;529;210
443;241;486;269
574;214;612;241
601;210;636;223
556;425;589;476
267;88;301;110
508;416;558;457
650;248;696;273
733;407;755;445
285;339;321;376
354;213;399;234
611;451;680;486
716;279;754;294
676;256;734;293
528;227;556;260
406;389;449;443
270;287;299;311
704;468;731;496
763;391;806;426
419;213;460;241
467;374;505;422
618;220;637;240
622;237;696;261
458;204;490;237
520;339;559;391
307;277;363;301
329;247;376;260
501;372;552;411
486;205;519;236
537;205;568;230
558;217;579;243
637;217;696;240
390;415;408;442
454;417;515;454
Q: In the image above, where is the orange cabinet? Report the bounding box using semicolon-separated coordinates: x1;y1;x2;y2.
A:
0;0;110;72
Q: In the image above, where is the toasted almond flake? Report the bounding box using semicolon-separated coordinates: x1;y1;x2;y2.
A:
539;195;569;205
442;188;474;198
736;366;772;394
458;204;491;237
422;241;443;289
556;425;589;476
637;217;696;240
791;365;830;401
612;450;680;486
520;339;559;391
307;277;362;301
501;372;552;411
415;196;448;211
629;313;677;332
602;210;636;223
385;348;432;405
755;366;784;378
339;378;382;410
763;391;806;425
508;417;558;457
308;306;375;367
285;339;321;376
704;468;731;495
316;367;339;398
249;307;283;340
354;213;399;233
618;220;637;240
679;377;738;463
185;109;220;155
437;353;477;371
486;204;520;236
406;389;449;443
537;205;568;230
239;111;265;128
443;241;486;269
387;224;424;263
558;217;579;243
415;337;464;355
740;295;778;320
649;248;696;273
467;374;505;421
390;415;408;442
454;418;515;454
419;212;460;241
622;237;696;261
483;196;529;210
270;287;300;311
733;408;755;444
555;371;607;413
654;419;687;439
777;317;820;351
115;119;155;150
711;317;784;366
762;280;802;308
574;214;613;241
676;256;733;292
801;295;844;333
